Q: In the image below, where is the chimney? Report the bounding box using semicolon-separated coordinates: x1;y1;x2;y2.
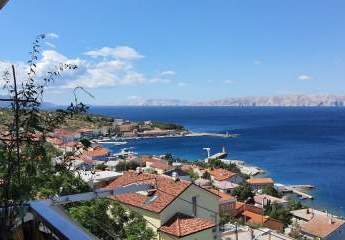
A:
172;171;179;181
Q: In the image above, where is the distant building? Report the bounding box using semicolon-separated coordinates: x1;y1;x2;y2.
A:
106;171;221;240
53;129;81;143
213;181;239;194
118;123;138;133
209;168;243;184
164;168;191;181
291;208;345;239
79;146;110;161
254;194;289;209
234;202;284;232
247;178;274;191
145;160;173;174
113;118;125;126
77;170;122;188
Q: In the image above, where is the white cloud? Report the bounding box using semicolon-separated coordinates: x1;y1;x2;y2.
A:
224;80;235;84
0;61;28;86
46;32;59;39
298;74;313;81
254;59;262;65
160;70;176;76
45;42;56;48
84;46;144;60
1;45;174;89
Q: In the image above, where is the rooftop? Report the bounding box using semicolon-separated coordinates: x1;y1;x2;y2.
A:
147;160;173;171
247;178;274;185
106;171;192;213
159;213;215;237
254;194;288;205
207;188;236;202
208;168;237;181
291;208;345;238
214;180;239;190
85;146;109;157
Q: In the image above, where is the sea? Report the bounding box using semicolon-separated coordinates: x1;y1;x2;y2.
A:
90;106;345;217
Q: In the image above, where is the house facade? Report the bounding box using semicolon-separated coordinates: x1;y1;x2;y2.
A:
106;171;220;240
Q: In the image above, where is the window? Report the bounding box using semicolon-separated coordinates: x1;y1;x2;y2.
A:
192;196;197;216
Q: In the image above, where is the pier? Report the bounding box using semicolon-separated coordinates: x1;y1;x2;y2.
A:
277;184;314;200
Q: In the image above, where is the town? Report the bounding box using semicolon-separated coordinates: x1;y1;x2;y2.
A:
41;113;345;240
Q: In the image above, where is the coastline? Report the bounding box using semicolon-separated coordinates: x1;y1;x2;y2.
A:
95;131;239;142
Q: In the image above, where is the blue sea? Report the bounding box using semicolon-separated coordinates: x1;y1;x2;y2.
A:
90;106;345;217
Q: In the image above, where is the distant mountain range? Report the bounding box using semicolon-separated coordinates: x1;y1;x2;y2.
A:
2;94;345;108
125;95;345;107
0;95;57;109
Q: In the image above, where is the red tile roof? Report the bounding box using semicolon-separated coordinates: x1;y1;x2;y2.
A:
140;155;162;163
159;213;215;237
242;210;284;231
208;168;237;181
106;171;192;213
148;160;173;171
300;211;345;238
85;146;109;157
207;188;236;202
247;178;274;185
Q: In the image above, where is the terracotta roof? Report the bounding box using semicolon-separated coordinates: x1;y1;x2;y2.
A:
148;160;173;171
235;201;245;210
106;171;192;213
140;155;162;163
54;129;79;137
63;141;79;147
241;210;284;231
159;213;215;237
85;146;109;157
206;188;235;201
181;164;201;173
208;168;237;181
247;178;274;185
47;137;63;146
243;210;267;225
293;209;345;238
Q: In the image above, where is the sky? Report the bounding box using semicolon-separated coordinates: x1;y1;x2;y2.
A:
0;0;345;105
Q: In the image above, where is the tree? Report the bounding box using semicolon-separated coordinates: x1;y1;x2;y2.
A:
264;203;292;227
80;138;91;149
233;183;254;202
187;170;199;181
0;34;87;238
288;199;303;211
261;185;282;198
203;159;249;180
67;198;155;240
115;160;140;172
95;163;107;171
201;171;211;180
35;167;91;199
163;153;174;165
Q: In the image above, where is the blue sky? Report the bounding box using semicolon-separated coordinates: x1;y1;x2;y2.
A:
0;0;345;105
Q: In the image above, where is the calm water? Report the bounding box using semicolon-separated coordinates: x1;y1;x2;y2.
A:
90;106;345;216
